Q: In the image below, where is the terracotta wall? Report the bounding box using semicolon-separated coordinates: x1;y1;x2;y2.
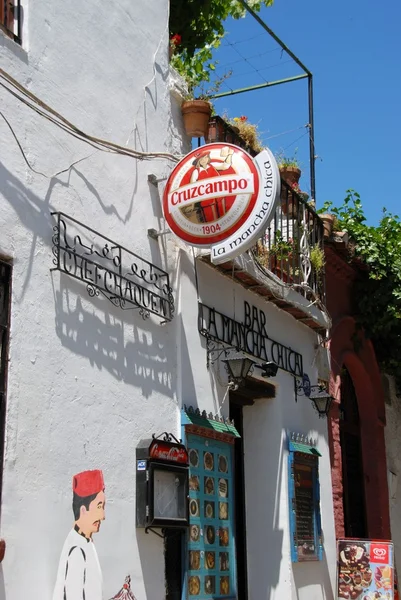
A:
325;245;391;540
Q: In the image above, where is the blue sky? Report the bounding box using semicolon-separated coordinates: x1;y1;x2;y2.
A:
206;0;401;224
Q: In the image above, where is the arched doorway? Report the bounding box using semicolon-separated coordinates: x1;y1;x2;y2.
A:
340;367;368;538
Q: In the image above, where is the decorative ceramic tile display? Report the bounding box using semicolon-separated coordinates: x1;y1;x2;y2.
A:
186;434;236;599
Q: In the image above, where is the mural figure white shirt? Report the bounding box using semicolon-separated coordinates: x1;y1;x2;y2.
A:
52;527;103;600
54;470;105;600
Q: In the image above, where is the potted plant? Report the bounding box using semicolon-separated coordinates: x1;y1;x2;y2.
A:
180;96;212;139
277;153;301;186
227;115;263;155
270;231;296;259
207;115;240;146
319;214;336;238
269;231;297;281
171;47;232;139
281;181;301;216
310;244;325;277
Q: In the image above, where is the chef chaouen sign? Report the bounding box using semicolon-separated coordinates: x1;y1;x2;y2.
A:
163;143;280;264
51;212;174;321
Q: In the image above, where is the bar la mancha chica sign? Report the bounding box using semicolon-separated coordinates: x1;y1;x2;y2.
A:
199;301;303;377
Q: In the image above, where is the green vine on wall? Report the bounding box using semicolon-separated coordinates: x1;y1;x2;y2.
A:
320;190;401;389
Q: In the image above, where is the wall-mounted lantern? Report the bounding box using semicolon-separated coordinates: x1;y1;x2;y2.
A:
222;353;279;389
294;374;333;418
136;433;189;534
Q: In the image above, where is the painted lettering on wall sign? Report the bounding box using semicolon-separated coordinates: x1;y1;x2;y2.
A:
198;301;303;377
52;212;174;321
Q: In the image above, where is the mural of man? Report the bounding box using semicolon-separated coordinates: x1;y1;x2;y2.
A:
52;469;105;600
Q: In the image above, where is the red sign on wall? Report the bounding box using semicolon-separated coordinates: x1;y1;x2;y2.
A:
162;143;280;265
149;439;188;465
370;543;390;564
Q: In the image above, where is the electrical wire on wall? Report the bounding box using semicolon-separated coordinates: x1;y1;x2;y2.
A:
0;67;182;179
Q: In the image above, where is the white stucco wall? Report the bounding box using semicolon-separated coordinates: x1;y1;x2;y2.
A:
0;2;188;599
383;374;401;575
177;258;337;600
0;3;336;599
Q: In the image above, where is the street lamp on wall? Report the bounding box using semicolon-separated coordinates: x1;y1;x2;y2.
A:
294;374;333;418
222;355;255;389
222;355;279;389
309;389;333;418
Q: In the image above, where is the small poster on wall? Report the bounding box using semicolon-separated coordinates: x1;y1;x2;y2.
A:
337;540;394;600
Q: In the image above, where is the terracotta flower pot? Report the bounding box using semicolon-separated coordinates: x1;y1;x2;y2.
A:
181;100;212;138
207;116;226;143
279;166;301;186
281;189;299;217
320;213;335;238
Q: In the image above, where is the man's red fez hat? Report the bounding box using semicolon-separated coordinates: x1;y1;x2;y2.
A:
73;470;104;497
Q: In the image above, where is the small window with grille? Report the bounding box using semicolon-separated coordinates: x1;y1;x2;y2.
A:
0;0;21;44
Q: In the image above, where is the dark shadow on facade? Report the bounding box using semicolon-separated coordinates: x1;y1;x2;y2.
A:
52;273;175;398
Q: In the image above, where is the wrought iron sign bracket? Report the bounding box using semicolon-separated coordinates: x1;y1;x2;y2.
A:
201;330;238;369
151;432;182;444
147;228;171;241
51;212;174;322
294;374;324;402
147;173;168;186
145;526;166;539
293;374;333;418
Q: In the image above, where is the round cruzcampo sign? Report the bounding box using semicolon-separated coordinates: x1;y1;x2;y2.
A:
163;143;280;265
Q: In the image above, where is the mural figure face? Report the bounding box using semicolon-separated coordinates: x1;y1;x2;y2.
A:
77;490;106;537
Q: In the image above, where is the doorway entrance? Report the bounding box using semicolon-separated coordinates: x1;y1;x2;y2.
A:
229;378;275;600
340;367;367;538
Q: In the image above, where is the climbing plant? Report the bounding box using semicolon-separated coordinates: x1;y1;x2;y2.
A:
169;0;274;58
320;190;401;388
169;0;274;90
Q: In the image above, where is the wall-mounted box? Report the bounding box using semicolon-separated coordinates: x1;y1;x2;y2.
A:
136;435;189;530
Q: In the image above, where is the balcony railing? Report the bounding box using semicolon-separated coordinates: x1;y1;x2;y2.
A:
251;179;325;301
1;0;21;44
206;115;259;157
199;118;325;302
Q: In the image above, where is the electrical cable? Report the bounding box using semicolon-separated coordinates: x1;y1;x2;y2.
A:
217;45;281;69
0;67;181;163
281;130;309;152
264;124;307;141
0;109;99;178
221;31;266;46
216;58;293;83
